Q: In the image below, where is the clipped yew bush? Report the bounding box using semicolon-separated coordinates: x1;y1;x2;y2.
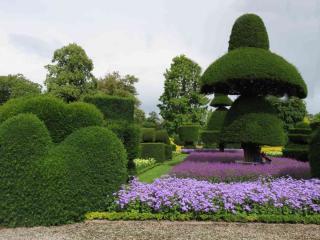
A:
39;126;128;225
155;129;170;144
178;125;200;148
0;114;52;226
309;128;320;178
141;128;156;142
140;143;166;162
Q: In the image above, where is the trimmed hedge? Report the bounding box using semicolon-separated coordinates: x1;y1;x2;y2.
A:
206;108;228;131
140;143;166;162
0;114;52;226
141;128;156;142
0;95;104;142
228;14;269;51
221;96;285;146
107;121;141;174
200;130;219;148
83;94;135;122
210;94;232;107
200;47;307;98
165;144;173;160
39;127;128;225
178;125;200;147
155;130;170;144
284;122;311;161
309;128;320;177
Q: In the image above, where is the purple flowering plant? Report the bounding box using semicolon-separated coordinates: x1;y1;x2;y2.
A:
113;177;320;215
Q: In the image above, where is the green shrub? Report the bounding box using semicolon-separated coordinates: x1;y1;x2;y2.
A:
309;128;320;177
283;145;309;162
39;126;128;225
141;128;156;142
200;130;219;148
155;130;170;144
107;121;141;174
310;121;320;131
228;14;269;51
83;94;135;122
210;94;232;107
0;95;104;142
206;108;228;131
178;125;200;147
165;144;173;160
140;143;166;162
222;96;285;146
201;48;307;98
0;114;52;226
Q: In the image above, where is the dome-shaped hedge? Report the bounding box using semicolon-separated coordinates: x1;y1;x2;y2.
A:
0;114;51;226
221;96;285;146
228;13;269;51
38;126;128;225
201;48;307;98
309;128;320;178
210;94;232;107
0;95;104;142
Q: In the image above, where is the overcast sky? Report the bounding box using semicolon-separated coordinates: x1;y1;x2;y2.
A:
0;0;319;114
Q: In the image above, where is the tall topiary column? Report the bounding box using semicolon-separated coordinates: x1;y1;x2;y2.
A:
201;94;232;151
200;14;307;162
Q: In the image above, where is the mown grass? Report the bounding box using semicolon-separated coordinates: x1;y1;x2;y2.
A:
137;153;187;183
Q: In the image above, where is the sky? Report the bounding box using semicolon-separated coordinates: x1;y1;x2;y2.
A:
0;0;319;114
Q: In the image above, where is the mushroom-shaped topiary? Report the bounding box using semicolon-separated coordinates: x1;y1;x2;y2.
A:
210;93;233;108
200;14;307;162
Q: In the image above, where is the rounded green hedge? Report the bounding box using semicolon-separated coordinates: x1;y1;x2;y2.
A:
200;130;219;148
178;125;200;147
39;126;128;225
155;130;170;144
0;114;52;226
140;143;166;162
221;96;285;146
141;128;156;142
200;47;307;98
0;95;104;142
309;128;320;177
228;13;269;51
210;94;232;107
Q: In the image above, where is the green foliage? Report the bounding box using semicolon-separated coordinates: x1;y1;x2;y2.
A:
0;95;104;142
165;144;173;160
83;94;135;122
85;211;320;224
268;96;307;131
158;55;208;134
228;14;269;51
222;96;285;146
0;74;41;105
141;128;156;142
178;124;200;147
140;143;166;162
0;114;52;226
206;108;228;131
107;121;141;174
284;122;311;161
155;129;170;144
200;130;219;148
45;43;96;102
201;47;307;98
309;128;320;177
39;127;127;225
210;94;232;107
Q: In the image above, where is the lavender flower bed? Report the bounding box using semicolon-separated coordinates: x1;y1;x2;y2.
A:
115;177;320;214
170;151;310;181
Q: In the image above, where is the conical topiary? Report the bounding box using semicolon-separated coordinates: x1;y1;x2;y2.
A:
200;13;307;162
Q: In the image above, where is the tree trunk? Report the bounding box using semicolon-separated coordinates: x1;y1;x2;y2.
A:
242;143;261;162
219;143;225;152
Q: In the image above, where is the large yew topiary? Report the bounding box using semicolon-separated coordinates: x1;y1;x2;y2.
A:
309;128;320;178
200;14;307;162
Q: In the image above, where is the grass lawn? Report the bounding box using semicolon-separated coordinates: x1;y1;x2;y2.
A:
137;153;187;183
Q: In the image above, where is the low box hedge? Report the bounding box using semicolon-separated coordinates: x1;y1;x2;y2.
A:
140;143;166;162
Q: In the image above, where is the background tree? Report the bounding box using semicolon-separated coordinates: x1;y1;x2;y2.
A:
45;43;96;102
158;55;208;134
143;111;162;128
0;74;41;105
200;14;307;162
268;96;307;131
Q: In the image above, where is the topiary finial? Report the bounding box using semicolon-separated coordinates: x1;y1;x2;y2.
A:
228;13;269;51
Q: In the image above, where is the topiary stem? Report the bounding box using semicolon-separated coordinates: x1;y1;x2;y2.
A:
242;143;261;162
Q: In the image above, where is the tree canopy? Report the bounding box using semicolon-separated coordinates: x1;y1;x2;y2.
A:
45;43;96;102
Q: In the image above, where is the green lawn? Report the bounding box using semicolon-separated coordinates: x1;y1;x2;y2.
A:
137;153;187;183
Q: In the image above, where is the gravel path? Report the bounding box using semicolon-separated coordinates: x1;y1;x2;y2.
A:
1;220;320;240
